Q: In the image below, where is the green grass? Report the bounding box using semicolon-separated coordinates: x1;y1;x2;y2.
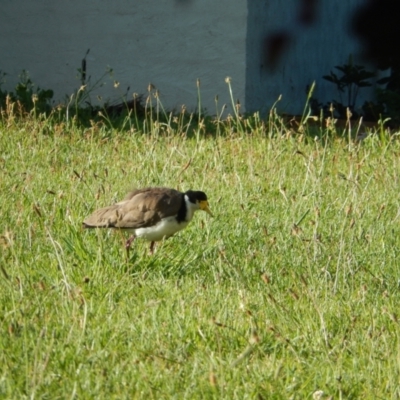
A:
1;109;400;399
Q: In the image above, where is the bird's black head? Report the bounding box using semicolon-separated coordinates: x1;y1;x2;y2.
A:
185;190;213;216
185;190;208;203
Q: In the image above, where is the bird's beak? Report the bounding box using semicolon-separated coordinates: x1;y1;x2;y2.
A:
199;200;213;217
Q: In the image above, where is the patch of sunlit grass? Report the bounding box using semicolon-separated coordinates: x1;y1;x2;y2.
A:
1;107;400;398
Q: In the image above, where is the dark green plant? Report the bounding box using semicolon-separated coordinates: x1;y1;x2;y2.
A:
376;87;400;124
322;58;375;118
361;100;385;122
0;70;53;114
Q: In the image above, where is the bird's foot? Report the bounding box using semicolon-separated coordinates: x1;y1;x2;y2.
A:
125;235;136;249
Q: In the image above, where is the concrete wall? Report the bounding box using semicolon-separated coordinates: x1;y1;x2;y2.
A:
1;0;247;115
1;0;375;115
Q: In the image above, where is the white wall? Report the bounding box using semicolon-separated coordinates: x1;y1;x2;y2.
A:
1;0;247;115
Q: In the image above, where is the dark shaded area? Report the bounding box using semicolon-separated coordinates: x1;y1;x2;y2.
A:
263;32;291;71
297;0;319;25
261;0;400;123
262;0;319;72
264;0;400;73
352;0;400;70
352;0;400;123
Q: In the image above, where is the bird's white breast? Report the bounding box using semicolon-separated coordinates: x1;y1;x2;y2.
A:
134;216;189;241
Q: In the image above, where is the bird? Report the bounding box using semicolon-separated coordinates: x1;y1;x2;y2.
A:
83;187;213;254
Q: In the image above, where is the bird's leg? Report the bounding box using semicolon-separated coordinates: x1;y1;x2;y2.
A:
125;235;136;258
149;241;156;255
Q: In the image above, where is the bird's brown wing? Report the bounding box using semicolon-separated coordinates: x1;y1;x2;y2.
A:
83;187;183;230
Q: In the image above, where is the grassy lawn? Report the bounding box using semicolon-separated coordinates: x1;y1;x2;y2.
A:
1;110;400;399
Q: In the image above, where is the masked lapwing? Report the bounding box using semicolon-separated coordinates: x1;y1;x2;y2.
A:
83;187;213;254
